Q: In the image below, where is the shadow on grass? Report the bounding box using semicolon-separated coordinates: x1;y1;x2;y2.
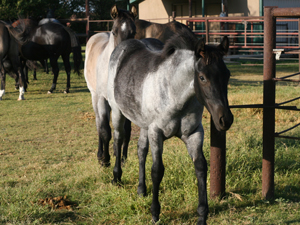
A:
31;210;80;224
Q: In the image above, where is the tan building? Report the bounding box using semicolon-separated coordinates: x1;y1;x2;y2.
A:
129;0;299;22
128;0;299;50
129;0;264;23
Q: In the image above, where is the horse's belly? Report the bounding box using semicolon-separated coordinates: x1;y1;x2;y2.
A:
85;33;110;94
21;42;49;60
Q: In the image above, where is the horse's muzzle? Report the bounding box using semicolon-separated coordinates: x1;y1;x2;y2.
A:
210;105;234;131
218;112;234;131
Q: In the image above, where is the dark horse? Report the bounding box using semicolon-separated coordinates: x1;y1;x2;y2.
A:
0;21;26;100
107;30;233;224
11;19;47;81
11;20;82;94
135;19;192;43
84;5;137;166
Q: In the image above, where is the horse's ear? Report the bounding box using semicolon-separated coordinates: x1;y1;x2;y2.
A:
111;4;119;19
195;37;205;58
218;36;229;55
130;5;138;18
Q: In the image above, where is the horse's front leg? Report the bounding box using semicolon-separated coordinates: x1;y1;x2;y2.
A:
181;124;208;225
39;59;48;75
48;57;59;94
148;126;164;223
0;64;6;100
111;108;126;184
62;54;71;93
12;59;26;101
137;128;149;196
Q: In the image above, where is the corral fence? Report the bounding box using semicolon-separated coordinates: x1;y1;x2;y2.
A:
65;14;300;56
208;6;300;201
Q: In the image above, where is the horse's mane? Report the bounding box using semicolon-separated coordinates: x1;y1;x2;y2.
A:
162;28;226;65
201;44;227;65
161;28;197;59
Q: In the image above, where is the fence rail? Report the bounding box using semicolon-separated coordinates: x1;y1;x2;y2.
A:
74;16;300;55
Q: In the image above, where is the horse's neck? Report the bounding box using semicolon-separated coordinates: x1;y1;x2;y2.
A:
106;32;116;54
163;50;195;102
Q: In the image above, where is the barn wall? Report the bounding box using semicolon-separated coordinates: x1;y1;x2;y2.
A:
137;0;261;23
264;0;299;45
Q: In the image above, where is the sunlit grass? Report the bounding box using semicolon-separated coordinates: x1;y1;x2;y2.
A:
0;60;299;224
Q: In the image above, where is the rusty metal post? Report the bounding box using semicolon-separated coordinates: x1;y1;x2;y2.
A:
262;6;277;200
189;0;193;30
298;19;300;76
172;11;176;21
205;18;209;44
210;117;226;199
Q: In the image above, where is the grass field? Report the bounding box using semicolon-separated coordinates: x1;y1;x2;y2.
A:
1;58;300;225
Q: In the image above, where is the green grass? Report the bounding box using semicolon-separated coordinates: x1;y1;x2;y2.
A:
0;60;300;224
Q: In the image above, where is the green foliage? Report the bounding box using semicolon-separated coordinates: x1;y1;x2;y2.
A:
0;0;129;21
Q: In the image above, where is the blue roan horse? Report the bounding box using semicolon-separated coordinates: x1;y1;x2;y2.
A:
107;30;233;224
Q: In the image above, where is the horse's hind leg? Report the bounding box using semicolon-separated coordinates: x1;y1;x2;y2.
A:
95;96;112;167
111;109;126;184
137;128;149;196
48;56;59;93
121;119;131;164
62;54;71;93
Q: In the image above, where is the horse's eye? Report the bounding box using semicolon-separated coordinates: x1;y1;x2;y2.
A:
199;76;206;82
112;31;116;36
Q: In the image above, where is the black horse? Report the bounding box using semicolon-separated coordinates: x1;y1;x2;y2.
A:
11;20;82;94
0;21;26;100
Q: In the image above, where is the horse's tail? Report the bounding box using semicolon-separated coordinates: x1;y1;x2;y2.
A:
62;26;82;76
4;19;31;45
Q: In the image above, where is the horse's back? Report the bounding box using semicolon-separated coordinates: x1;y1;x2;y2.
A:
108;38;163;127
38;18;60;25
109;36;203;135
84;32;110;92
135;19;152;40
21;23;70;60
136;20;193;43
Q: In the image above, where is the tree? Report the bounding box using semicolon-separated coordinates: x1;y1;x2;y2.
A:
0;0;131;21
0;0;87;21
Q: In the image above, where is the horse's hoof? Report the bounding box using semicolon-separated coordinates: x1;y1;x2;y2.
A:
196;219;207;225
111;179;123;186
152;217;160;224
0;97;2;101
47;91;52;94
121;157;127;166
17;97;25;101
98;159;110;167
64;90;69;94
137;185;147;197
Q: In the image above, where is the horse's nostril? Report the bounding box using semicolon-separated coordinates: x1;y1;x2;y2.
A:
219;116;225;127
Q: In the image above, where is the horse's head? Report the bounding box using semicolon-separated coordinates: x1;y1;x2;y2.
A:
194;36;233;131
110;5;137;46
